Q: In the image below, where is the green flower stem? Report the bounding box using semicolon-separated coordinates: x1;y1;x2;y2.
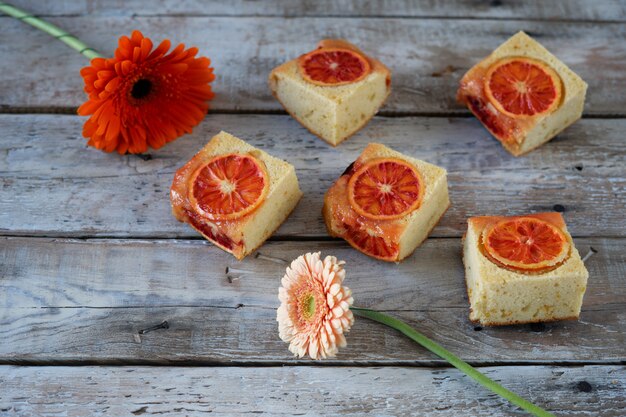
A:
351;307;555;417
0;2;103;59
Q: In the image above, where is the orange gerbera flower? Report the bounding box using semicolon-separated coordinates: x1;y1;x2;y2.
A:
78;30;215;154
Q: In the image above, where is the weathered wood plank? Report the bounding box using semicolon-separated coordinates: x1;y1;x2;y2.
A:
1;237;623;364
2;238;622;310
0;114;623;238
15;0;626;21
1;365;624;416
1;17;625;114
3;304;624;365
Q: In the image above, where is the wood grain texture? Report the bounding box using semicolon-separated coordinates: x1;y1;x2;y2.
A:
1;16;625;114
1;4;624;415
1;114;623;238
14;0;626;20
1;365;624;416
1;237;623;364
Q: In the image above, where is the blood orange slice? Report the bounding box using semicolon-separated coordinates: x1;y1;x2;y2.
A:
484;57;562;118
298;48;371;86
482;217;570;271
190;153;269;220
347;158;423;220
343;223;399;261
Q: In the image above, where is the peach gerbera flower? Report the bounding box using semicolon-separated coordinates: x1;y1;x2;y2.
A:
277;252;354;359
78;30;215;154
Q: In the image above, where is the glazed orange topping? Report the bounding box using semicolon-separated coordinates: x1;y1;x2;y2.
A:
482;217;570;272
325;158;423;261
343;223;400;262
348;158;423;220
184;209;237;252
189;154;269;221
298;48;371;86
170;151;270;258
457;57;562;147
484;57;562;118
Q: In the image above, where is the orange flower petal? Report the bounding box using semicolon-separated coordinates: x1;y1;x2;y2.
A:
140;37;152;61
77;100;100;116
148;39;171;60
131;30;143;44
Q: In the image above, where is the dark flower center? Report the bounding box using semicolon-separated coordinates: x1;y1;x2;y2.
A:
131;79;152;99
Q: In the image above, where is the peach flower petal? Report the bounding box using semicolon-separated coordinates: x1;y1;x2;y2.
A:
276;252;354;360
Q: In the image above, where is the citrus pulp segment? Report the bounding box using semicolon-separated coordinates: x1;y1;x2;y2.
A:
347;158;423;220
343;223;399;261
482;217;570;271
484;57;562;118
298;47;371;86
190;153;269;220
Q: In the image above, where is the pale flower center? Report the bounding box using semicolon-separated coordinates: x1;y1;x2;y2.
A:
288;278;328;330
329;62;339;71
379;183;392;194
300;293;316;321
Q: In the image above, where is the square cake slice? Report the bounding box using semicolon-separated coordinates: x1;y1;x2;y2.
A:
323;143;449;262
463;212;589;326
457;31;587;156
269;39;391;146
170;131;302;260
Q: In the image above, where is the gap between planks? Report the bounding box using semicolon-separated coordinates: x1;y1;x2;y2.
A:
1;233;625;242
1;107;626;119
1;359;624;367
4;13;626;24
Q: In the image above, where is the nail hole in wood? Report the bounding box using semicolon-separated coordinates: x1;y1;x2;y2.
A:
132;406;148;415
576;381;593;393
431;65;457;77
473;326;483;331
553;204;565;212
575;165;583;171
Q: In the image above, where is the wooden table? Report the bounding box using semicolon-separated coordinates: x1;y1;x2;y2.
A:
1;1;625;415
